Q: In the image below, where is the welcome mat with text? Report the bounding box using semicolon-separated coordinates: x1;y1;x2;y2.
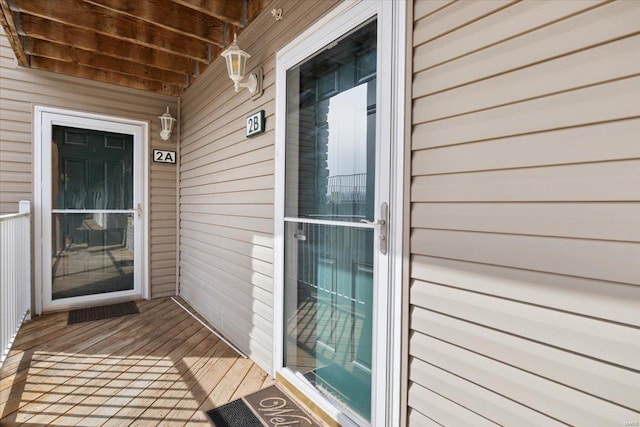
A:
206;385;321;427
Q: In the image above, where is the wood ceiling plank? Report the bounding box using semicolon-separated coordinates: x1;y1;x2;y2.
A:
30;56;182;96
2;0;268;95
224;23;236;49
246;0;268;23
172;0;245;27
25;38;187;86
12;0;211;62
0;0;28;65
84;0;226;46
20;15;202;75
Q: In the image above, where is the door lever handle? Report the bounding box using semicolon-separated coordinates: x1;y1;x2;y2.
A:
360;218;385;226
360;202;388;255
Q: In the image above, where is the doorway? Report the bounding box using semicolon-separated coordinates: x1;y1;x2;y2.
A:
283;19;377;423
275;2;405;425
35;107;148;313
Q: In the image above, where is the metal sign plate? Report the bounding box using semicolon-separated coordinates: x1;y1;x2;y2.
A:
246;110;265;137
153;149;176;164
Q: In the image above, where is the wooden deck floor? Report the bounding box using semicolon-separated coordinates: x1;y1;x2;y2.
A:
0;297;273;426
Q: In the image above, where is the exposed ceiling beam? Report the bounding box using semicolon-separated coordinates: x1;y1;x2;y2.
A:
0;0;28;65
172;0;245;27
1;0;269;95
30;56;182;96
20;15;202;75
84;0;226;46
12;0;212;62
25;38;187;86
246;0;268;24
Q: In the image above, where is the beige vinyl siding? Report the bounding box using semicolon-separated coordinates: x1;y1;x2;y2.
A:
179;0;340;373
0;27;178;299
409;1;640;425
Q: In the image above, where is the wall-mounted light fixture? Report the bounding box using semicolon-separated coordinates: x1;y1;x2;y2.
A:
159;107;176;141
221;34;263;97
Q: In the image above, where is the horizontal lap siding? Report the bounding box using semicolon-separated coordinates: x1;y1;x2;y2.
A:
0;28;178;299
409;1;640;425
178;0;339;373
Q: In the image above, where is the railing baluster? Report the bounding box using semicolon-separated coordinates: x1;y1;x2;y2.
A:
0;201;31;367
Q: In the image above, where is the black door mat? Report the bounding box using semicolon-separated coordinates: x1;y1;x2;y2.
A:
68;301;139;324
206;385;321;427
206;399;264;427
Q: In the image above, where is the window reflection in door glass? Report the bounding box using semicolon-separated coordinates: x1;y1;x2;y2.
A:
285;21;376;224
283;19;377;424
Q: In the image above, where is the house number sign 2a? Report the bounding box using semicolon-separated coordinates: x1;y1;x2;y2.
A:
153;149;176;164
246;110;265;137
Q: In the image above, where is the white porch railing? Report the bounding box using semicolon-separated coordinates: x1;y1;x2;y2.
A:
0;201;31;366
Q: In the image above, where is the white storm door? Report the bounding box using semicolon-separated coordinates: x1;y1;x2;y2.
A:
38;108;147;312
274;1;404;426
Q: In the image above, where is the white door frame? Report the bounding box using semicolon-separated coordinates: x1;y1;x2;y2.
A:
34;106;150;314
273;1;406;426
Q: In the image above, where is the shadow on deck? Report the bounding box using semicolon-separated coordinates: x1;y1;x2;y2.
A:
0;297;273;426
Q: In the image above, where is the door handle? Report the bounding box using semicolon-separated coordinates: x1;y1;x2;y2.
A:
293;223;306;241
360;202;388;255
360;218;385;226
136;203;142;217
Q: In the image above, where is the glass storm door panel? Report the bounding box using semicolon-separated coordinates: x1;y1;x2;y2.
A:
283;20;377;423
50;125;136;301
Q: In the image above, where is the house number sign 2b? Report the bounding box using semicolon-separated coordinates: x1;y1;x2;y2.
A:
153;149;176;164
246;110;265;137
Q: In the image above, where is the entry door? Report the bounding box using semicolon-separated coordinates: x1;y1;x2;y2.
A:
39;110;145;312
282;19;383;424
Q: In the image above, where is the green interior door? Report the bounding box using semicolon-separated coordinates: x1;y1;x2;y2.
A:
283;20;377;423
50;125;135;300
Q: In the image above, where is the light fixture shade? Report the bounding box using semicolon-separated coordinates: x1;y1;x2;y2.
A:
159;107;176;141
221;34;251;91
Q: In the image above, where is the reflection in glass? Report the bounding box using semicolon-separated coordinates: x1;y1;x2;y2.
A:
283;19;377;423
50;125;135;300
284;222;373;421
285;20;376;224
52;213;134;300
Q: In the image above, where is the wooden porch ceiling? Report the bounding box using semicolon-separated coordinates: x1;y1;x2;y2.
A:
0;0;269;96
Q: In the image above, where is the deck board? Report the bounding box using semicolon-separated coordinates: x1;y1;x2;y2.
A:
0;297;271;426
2;300;181;422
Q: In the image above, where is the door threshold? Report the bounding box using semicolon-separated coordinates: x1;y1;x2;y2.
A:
42;294;144;314
276;372;341;427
